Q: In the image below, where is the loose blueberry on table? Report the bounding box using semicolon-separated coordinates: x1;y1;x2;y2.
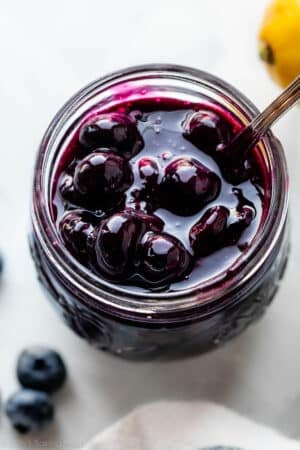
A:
17;346;67;394
52;96;268;292
5;389;54;434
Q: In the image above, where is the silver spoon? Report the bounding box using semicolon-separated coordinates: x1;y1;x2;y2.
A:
219;75;300;160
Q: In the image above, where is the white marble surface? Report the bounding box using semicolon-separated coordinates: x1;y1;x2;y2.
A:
0;0;300;448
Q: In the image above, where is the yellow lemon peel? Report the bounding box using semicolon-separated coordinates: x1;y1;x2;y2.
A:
259;0;300;87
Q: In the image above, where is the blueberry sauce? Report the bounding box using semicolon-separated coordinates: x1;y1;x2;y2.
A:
51;96;270;293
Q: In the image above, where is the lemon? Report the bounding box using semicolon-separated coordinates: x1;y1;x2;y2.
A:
259;0;300;87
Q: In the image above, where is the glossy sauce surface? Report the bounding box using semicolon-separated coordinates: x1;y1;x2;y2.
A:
51;96;270;294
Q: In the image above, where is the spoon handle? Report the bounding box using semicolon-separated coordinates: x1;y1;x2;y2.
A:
221;75;300;160
251;75;300;136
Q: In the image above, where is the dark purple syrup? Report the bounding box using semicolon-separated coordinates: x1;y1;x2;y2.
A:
51;95;270;293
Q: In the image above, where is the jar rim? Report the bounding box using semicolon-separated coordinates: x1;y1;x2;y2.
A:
32;64;289;320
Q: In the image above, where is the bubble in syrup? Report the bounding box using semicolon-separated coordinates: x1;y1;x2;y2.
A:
154;124;161;134
161;151;173;160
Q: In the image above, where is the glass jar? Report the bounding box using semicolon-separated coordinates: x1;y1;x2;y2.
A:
30;65;289;360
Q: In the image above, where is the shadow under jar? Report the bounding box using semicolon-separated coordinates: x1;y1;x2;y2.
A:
30;65;289;360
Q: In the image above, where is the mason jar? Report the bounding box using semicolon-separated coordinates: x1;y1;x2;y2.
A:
30;65;289;360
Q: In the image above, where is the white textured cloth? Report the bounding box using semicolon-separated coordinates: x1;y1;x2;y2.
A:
83;401;300;450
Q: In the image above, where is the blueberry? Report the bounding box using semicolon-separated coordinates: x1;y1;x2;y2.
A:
79;113;144;159
94;211;139;279
59;174;80;204
183;111;250;185
94;210;163;279
17;346;67;394
183;110;232;153
74;151;133;207
5;389;54;434
161;157;221;216
119;157;159;212
190;206;229;256
138;157;160;187
138;232;191;286
59;173;74;196
59;210;97;258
